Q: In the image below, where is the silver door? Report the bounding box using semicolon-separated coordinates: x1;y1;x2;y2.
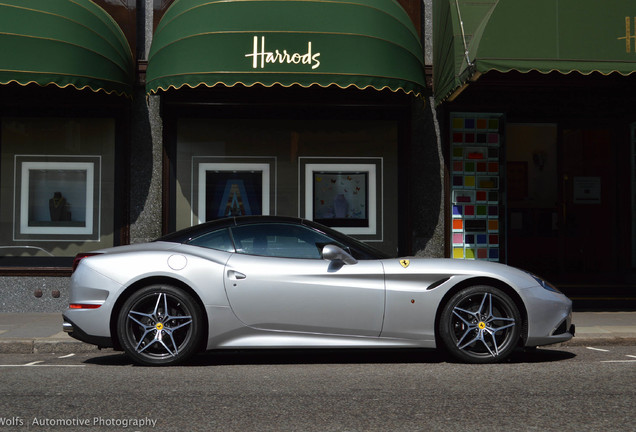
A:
224;253;385;336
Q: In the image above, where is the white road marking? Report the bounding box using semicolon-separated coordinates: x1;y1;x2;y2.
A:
0;358;84;368
599;354;636;363
586;347;610;352
58;353;75;359
0;364;85;368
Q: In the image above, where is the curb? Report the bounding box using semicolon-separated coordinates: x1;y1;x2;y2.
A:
0;339;103;354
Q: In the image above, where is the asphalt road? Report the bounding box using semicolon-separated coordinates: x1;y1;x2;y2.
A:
0;346;634;432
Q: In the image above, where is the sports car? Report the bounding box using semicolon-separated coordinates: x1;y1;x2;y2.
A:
63;216;574;365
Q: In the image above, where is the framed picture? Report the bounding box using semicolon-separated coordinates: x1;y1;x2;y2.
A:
301;159;381;237
193;158;275;225
14;155;101;241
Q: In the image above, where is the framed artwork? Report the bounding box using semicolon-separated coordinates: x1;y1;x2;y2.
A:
193;158;275;225
14;155;101;241
301;159;381;237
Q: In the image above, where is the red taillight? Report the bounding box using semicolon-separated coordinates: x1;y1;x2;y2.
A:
69;303;102;309
72;252;102;273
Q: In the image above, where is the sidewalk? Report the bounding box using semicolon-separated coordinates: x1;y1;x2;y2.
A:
0;313;102;354
0;312;635;354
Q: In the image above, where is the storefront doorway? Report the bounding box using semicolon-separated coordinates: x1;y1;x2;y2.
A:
506;124;620;284
560;128;618;280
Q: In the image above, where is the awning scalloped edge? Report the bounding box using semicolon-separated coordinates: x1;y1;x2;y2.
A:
477;61;636;77
438;64;636;104
147;79;425;99
0;78;132;98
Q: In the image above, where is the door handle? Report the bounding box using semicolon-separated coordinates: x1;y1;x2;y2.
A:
228;270;246;280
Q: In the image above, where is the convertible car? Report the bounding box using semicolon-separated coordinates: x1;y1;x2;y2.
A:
63;216;574;365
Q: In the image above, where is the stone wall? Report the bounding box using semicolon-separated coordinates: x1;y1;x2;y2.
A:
0;277;69;313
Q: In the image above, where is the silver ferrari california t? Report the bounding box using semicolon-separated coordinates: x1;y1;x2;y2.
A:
63;216;574;365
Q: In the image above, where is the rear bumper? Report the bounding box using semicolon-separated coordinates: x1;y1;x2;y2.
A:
62;315;113;349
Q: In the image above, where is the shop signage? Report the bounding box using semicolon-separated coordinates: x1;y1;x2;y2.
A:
245;36;321;70
573;176;601;204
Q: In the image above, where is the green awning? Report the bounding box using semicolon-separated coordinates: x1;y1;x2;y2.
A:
146;0;426;96
0;0;134;97
434;0;636;104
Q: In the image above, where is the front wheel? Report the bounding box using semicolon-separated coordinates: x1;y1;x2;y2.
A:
117;285;203;366
439;286;521;363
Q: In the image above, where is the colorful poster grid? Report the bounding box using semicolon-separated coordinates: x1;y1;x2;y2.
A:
450;114;502;261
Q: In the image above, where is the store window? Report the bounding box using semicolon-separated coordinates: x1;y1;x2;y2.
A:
0;117;117;267
173;117;399;256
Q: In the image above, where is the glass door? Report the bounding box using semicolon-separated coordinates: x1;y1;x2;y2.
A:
559;128;618;281
505;124;619;283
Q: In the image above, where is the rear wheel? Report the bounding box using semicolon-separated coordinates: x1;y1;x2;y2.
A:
117;285;202;366
439;285;521;363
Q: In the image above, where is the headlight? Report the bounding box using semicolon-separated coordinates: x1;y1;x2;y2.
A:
528;273;561;293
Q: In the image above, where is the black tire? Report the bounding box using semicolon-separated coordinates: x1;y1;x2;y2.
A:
439;285;521;363
117;285;203;366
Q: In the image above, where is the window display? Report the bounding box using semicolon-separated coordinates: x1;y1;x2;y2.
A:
174;118;397;255
0;117;116;262
301;159;381;237
312;170;368;227
14;156;100;239
194;161;273;224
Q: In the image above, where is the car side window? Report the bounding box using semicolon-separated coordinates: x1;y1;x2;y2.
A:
187;228;235;252
231;223;335;259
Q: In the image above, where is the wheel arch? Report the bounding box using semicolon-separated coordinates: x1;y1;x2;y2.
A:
109;276;209;353
434;276;528;347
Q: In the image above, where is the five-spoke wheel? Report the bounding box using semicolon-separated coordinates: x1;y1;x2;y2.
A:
439;285;521;363
117;285;202;366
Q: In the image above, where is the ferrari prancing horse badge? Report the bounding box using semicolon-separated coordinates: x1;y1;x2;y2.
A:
400;259;410;268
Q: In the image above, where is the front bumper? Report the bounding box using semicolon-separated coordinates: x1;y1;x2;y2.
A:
524;291;575;346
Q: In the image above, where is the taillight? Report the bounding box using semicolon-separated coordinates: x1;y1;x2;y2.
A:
69;303;102;309
72;252;102;273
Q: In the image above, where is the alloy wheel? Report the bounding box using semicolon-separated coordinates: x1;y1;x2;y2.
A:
118;285;202;365
440;286;521;363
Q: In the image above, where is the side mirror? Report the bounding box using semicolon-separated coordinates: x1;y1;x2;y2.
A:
322;244;358;265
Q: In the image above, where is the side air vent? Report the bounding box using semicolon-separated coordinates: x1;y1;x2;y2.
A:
426;277;451;290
